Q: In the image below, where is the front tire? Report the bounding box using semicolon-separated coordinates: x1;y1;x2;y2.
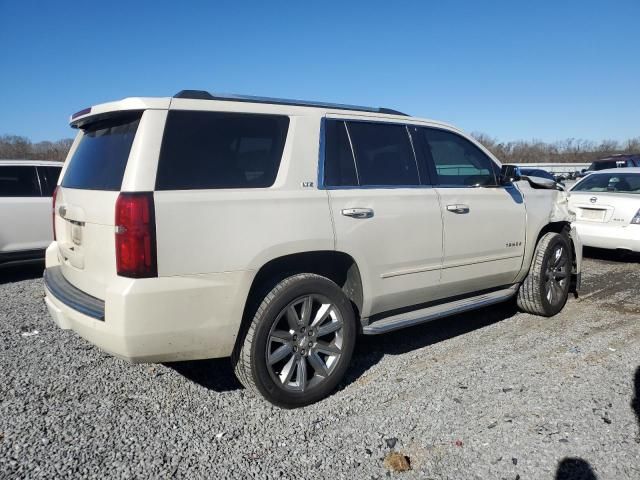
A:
234;274;356;408
517;232;572;316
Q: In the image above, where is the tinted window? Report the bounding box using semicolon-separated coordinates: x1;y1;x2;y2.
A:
347;122;419;186
62;113;141;191
156;111;289;190
422;128;498;186
37;166;62;196
324;120;358;187
590;160;619;171
572;173;640;194
0;166;40;197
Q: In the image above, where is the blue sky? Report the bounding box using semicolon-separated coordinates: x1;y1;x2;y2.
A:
1;0;638;143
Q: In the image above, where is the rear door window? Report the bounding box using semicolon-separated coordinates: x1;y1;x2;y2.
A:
421;128;498;187
0;166;41;197
37;166;62;196
62;113;142;191
346;121;420;186
156;111;289;190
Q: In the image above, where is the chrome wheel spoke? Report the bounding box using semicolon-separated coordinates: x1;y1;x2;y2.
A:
315;341;341;356
317;319;342;337
269;344;293;365
546;280;554;302
308;351;329;377
279;355;296;384
285;306;300;330
310;303;331;329
554;247;564;266
300;296;313;326
270;330;293;344
296;357;308;391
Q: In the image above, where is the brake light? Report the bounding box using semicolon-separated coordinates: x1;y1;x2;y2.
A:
115;193;157;278
52;186;59;241
631;209;640;225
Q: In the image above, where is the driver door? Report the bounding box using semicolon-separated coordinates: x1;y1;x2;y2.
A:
416;127;526;297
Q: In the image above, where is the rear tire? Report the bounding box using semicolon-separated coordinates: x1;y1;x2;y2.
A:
233;274;356;408
517;232;572;317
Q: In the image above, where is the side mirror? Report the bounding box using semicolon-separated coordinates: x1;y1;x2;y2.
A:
499;164;521;185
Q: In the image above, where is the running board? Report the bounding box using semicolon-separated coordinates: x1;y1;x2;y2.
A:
362;285;519;335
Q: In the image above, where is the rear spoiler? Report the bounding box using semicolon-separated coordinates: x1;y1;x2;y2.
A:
69;97;171;128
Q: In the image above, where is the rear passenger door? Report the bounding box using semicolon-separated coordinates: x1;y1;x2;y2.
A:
0;165;51;253
417;127;526;297
323;119;443;318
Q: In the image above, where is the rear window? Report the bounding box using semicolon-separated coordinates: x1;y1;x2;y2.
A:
0;166;40;197
572;173;640;194
62;113;142;191
156;111;289;190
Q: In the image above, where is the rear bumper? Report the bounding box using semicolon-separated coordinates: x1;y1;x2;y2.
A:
44;247;254;363
574;222;640;252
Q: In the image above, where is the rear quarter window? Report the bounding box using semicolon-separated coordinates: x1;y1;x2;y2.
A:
62;113;142;191
155;111;289;190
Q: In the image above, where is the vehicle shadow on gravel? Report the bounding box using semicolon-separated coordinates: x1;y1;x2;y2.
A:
164;358;242;392
0;262;44;285
554;457;598;480
343;299;519;387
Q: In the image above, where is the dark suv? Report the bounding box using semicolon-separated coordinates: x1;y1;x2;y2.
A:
587;154;640;172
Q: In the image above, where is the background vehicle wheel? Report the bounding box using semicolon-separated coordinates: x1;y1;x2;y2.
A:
517;232;572;317
233;274;356;408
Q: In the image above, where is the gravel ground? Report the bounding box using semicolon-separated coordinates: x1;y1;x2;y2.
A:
1;251;639;479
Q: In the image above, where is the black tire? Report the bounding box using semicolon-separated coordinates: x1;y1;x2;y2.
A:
233;274;356;408
517;232;572;316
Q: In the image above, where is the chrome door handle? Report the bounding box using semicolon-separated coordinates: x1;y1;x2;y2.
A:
341;208;374;219
446;204;470;214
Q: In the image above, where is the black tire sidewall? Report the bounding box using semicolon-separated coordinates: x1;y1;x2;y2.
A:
250;275;356;408
538;234;571;315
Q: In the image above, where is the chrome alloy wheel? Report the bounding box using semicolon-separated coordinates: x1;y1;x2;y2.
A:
266;295;344;392
545;245;569;304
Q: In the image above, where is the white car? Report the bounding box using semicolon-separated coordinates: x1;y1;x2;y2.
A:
569;168;640;252
43;91;582;407
0;159;62;267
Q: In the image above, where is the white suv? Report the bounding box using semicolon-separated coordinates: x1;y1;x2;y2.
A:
44;91;582;407
1;159;61;267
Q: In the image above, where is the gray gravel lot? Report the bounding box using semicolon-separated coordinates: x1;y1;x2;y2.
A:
1;251;639;479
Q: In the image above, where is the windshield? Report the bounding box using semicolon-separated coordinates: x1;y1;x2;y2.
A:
572;172;640;194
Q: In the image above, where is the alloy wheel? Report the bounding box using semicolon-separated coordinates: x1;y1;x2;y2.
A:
265;295;344;392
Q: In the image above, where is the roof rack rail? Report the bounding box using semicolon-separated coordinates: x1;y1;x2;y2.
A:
173;90;408;116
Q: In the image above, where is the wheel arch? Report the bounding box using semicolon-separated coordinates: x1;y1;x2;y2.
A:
234;250;365;355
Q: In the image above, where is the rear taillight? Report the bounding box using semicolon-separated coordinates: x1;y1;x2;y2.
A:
115;192;157;278
631;209;640;225
52;186;59;241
